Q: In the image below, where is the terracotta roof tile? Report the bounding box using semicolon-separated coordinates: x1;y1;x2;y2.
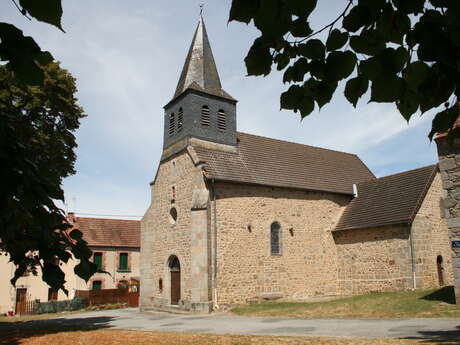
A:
73;217;140;248
335;165;437;231
193;132;375;195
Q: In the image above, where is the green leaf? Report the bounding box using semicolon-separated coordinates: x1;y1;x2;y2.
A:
245;37;273;76
69;229;83;240
0;23;54;86
19;0;64;32
429;105;460;140
325;50;356;81
342;5;370;33
291;58;310;82
309;59;326;79
370;76;405;103
326;29;349;51
74;261;98;282
397;89;420;121
349;30;386;56
392;0;425;14
280;84;304;110
376;4;411;44
291;18;313;37
283;0;317;17
298;39;325;60
298;96;315;117
274;52;290;71
429;0;449;8
403;61;430;91
345;75;369;107
42;261;66;291
229;0;260;23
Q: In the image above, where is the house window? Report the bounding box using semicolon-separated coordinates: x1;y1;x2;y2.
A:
119;253;129;271
270;222;281;255
93;252;103;270
92;280;102;290
217;109;226;130
169;113;175;136
48;288;58;301
201;105;210;127
177;108;183;132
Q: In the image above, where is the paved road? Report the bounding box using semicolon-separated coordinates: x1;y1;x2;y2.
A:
2;308;460;341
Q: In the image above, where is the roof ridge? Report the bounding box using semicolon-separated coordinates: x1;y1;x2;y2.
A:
237;131;362;158
75;217;140;223
362;164;437;184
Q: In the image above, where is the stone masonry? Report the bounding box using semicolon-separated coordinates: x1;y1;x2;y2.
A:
436;137;460;303
212;181;350;305
334;173;452;296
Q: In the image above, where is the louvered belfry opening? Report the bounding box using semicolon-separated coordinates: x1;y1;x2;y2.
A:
217;109;226;130
177;108;183;132
169;113;175;136
201;105;210;127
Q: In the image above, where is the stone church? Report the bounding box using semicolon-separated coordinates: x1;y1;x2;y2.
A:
140;16;453;313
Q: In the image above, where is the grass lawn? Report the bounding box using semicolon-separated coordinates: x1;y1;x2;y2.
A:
2;330;453;345
232;286;460;318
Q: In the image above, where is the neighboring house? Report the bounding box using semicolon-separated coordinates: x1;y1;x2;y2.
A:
0;216;140;314
140;16;453;313
69;216;141;291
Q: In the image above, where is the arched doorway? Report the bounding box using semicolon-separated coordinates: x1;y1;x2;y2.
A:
437;255;444;286
168;255;181;305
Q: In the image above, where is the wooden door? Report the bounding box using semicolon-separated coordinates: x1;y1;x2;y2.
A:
170;270;181;305
15;288;27;314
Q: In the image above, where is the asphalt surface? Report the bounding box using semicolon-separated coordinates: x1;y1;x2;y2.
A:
2;308;460;341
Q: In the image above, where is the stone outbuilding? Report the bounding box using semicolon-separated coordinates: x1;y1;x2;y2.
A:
140;16;452;313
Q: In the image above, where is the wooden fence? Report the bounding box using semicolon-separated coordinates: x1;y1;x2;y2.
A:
15;300;36;315
76;288;139;307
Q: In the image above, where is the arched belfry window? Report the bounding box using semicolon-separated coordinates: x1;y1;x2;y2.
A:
217;109;226;130
177;108;183;132
270;222;281;255
201;105;210;127
169;113;175;136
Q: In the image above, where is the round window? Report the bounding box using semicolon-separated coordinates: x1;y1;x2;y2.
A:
169;207;178;224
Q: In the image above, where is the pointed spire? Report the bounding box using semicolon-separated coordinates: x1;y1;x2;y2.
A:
173;16;234;101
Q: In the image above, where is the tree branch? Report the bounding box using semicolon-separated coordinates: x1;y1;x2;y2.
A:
288;0;354;44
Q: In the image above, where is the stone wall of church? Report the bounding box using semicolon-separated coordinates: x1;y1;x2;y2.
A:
411;172;453;289
140;150;207;310
334;172;453;296
334;224;414;295
212;182;350;305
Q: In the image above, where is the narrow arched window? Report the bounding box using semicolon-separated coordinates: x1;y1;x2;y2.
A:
201;105;210;127
169;113;175;136
270;222;281;255
177;108;183;132
217;109;226;130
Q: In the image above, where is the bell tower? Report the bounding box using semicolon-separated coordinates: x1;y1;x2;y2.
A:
162;16;237;153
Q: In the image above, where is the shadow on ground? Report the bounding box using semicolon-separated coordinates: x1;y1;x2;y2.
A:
402;325;460;345
421;286;456;304
0;316;115;345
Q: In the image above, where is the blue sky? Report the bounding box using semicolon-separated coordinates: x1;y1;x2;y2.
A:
1;1;440;218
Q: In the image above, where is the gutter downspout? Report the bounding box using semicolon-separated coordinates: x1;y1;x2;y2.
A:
408;224;417;290
210;179;219;310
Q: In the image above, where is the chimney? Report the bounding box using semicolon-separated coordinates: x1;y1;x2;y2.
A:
352;184;358;198
67;212;76;223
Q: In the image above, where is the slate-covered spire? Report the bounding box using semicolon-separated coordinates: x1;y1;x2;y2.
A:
173;16;234;101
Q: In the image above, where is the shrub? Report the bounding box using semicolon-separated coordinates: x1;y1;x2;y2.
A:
35;298;86;315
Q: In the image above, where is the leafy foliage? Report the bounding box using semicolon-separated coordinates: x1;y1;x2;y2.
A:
229;0;460;140
0;62;98;293
1;0;65;85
